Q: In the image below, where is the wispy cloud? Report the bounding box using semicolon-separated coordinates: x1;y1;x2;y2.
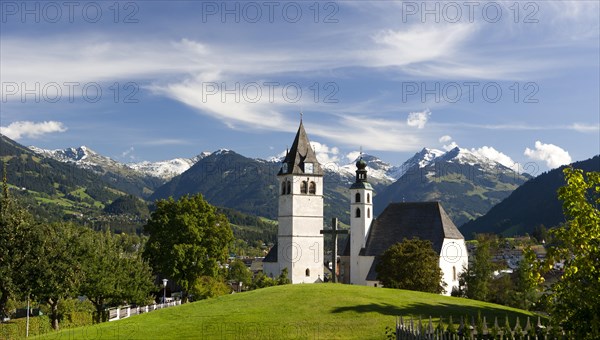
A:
1;121;67;140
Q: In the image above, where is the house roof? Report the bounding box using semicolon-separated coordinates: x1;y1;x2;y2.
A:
263;244;278;263
278;120;323;176
362;202;464;257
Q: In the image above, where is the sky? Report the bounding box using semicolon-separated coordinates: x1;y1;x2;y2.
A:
1;1;599;175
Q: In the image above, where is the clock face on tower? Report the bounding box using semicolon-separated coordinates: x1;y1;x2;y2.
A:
304;163;313;174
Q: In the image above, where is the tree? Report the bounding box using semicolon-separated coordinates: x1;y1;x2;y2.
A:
512;247;543;310
143;195;234;301
79;230;155;323
461;235;494;301
376;238;446;294
27;222;87;330
228;259;252;285
0;175;37;320
545;168;600;338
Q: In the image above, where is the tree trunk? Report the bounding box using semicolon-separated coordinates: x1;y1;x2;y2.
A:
49;299;59;330
92;298;104;323
0;287;9;320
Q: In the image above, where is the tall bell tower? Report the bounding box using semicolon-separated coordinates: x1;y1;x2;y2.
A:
349;156;373;285
275;120;324;283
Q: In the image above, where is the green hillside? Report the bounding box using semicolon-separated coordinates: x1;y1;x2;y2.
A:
460;155;600;238
35;284;539;340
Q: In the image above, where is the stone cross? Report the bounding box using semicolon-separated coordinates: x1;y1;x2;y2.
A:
320;218;348;283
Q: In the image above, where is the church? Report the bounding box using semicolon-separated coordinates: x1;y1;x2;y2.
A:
263;120;468;295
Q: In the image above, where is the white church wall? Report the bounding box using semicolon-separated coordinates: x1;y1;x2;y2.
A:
353;255;375;286
262;261;279;279
438;238;469;296
276;235;323;283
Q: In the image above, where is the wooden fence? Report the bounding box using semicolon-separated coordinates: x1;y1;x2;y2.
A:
392;315;556;339
107;300;182;322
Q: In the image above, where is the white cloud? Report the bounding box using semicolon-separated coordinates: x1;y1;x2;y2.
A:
439;135;452;143
524;141;572;169
569;123;600;133
370;24;476;67
472;146;521;173
1;121;67;140
442;141;459;151
310;141;340;165
346;151;361;163
407;109;431;129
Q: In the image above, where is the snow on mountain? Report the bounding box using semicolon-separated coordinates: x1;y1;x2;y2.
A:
127;152;209;180
339;154;401;183
28;145;125;172
439;147;524;174
29;145;209;180
395;148;446;178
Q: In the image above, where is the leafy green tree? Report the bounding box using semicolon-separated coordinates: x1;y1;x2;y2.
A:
545;168;600;338
28;222;87;330
461;235;494;301
228;259;252;285
143;195;233;301
512;247;543;310
79;230;155;323
276;267;291;285
376;238;446;294
250;272;276;289
0;175;37;320
190;276;230;300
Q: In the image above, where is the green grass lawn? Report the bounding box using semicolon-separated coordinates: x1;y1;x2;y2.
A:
33;284;540;340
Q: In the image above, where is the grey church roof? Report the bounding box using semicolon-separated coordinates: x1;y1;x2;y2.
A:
278;121;323;176
263;244;278;263
362;202;464;257
363;201;464;281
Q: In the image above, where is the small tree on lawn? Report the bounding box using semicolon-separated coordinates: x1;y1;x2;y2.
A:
143;194;233;301
376;238;446;294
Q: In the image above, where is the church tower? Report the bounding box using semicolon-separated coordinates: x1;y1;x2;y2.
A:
349;157;373;285
274;120;324;283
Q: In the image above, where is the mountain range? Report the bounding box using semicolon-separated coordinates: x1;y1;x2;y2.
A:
25;140;532;227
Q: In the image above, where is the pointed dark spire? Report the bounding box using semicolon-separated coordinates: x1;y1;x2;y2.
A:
279;120;323;176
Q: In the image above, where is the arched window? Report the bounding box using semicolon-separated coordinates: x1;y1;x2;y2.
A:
305;268;310;277
286;181;291;195
281;181;286;195
355;208;361;218
355;192;361;203
367;193;371;203
301;181;308;194
309;181;316;194
367;208;371;218
453;266;457;281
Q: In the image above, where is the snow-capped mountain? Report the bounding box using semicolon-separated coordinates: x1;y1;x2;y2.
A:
29;145;128;173
395;148;446;178
339;154;402;182
396;146;524;177
29;145;209;181
128;152;209;180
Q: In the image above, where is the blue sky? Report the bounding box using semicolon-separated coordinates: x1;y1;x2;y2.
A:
1;1;598;174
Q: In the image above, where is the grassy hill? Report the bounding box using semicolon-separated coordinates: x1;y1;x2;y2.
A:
34;284;539;339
